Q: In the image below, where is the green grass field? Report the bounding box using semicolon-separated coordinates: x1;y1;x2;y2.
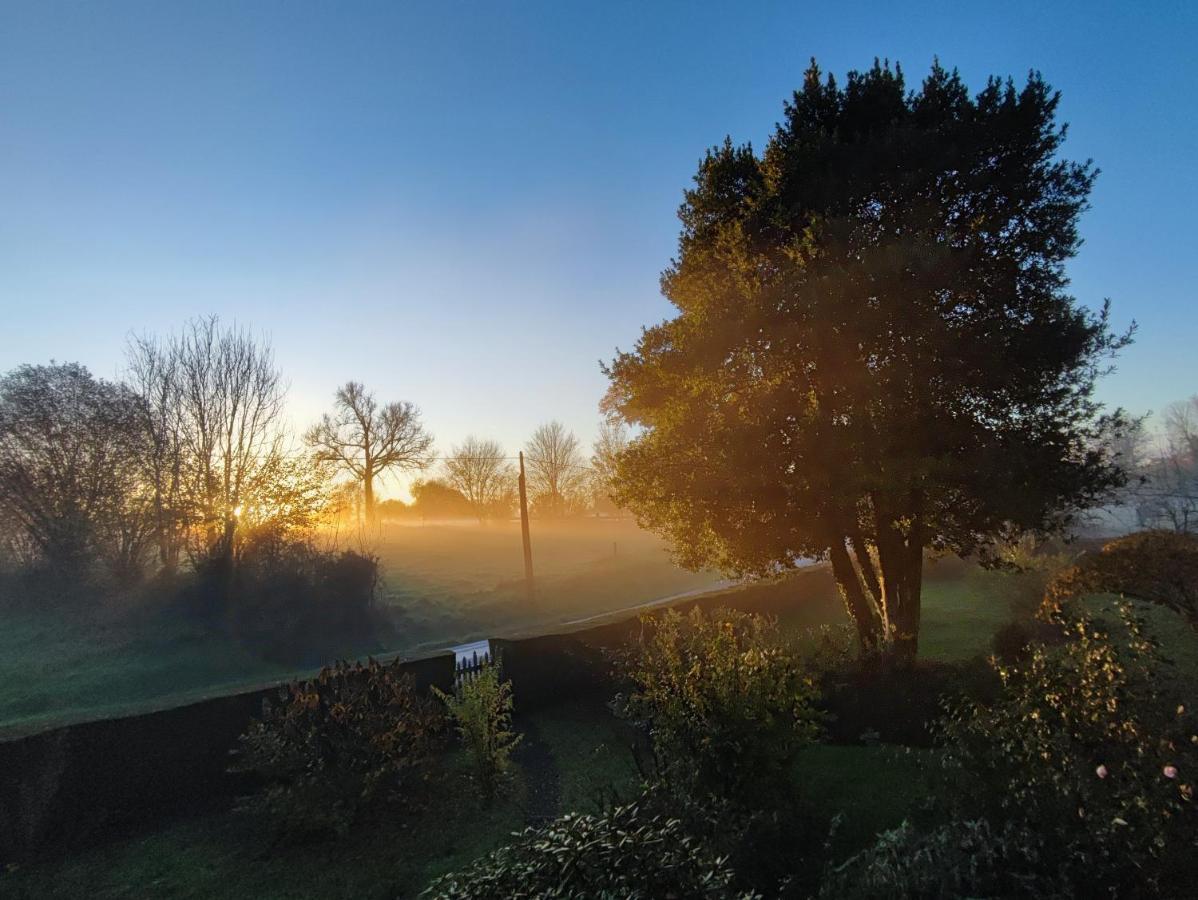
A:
0;520;720;736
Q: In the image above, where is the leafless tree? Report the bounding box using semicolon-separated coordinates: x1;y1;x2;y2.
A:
305;381;433;521
590;419;629;517
126;333;186;572
144;317;291;559
443;437;515;521
525;420;587;517
1138;396;1198;533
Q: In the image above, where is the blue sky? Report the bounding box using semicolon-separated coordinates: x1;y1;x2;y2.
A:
1;1;1194;496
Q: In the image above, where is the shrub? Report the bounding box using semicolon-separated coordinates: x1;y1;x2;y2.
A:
936;601;1198;896
194;529;381;663
817;818;1053;899
421;802;752;899
231;657;445;840
616;606;821;802
434;664;521;805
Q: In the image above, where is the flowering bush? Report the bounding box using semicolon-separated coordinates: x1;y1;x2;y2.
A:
937;600;1197;895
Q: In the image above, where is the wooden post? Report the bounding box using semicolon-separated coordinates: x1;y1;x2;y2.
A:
518;451;534;601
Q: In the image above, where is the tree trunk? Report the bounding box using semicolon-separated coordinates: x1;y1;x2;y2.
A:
829;540;883;654
363;465;375;522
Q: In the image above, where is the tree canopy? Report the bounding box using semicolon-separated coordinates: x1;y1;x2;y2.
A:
604;60;1132;659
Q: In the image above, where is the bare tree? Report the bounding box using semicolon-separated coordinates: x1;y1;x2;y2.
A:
525;420;587;517
1138;396;1198;533
126;333;186;572
305;381;433;521
160;317;289;559
443;437;515;521
590;419;629;517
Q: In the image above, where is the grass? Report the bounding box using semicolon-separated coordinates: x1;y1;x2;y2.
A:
8;568;1194;898
0;520;721;735
1;696;937;899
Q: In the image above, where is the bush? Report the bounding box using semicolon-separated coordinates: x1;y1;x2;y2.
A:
818;818;1053;899
421;802;752;899
936;601;1198;896
434;664;521;805
231;657;445;840
193;530;381;663
616;606;821;802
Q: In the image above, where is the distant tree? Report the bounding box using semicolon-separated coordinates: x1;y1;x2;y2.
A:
374;498;411;521
525;421;587;518
604;61;1132;661
305;382;434;522
590;420;629;517
1138;396;1198;533
410;478;473;519
443;437;515;521
0;362;149;578
126;333;186;572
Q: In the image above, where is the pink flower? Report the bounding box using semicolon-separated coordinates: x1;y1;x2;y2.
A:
1163;765;1179;779
1096;764;1109;779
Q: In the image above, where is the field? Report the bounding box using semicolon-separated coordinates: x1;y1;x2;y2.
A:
0;519;721;736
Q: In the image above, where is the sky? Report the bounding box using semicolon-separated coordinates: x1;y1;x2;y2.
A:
1;1;1195;499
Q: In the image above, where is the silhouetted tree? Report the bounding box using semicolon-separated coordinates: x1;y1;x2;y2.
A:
525;421;587;518
443;437;515;521
0;362;150;578
410;478;472;519
305;382;434;522
604;60;1132;661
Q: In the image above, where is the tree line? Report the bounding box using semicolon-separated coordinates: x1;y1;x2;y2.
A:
0;316;629;588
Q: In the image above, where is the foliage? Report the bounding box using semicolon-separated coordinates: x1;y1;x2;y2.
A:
199;529;382;663
1041;530;1198;631
616;606;821;801
818;818;1052;899
937;601;1197;895
410;478;474;519
434;664;522;805
421;802;753;899
232;657;445;840
603;59;1131;660
0;362;152;582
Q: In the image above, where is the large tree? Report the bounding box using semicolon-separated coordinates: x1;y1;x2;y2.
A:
305;382;434;521
0;362;149;577
603;61;1131;661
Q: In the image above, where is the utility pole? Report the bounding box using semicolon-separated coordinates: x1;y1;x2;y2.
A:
518;451;535;601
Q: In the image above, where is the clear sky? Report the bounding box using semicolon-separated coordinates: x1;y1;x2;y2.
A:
1;1;1194;498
